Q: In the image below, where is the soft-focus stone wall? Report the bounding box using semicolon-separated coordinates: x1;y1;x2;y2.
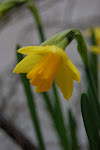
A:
0;0;100;150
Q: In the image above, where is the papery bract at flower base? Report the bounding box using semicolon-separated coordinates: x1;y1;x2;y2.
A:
13;45;80;100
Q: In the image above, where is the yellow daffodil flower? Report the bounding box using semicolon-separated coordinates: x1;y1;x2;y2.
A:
13;45;80;100
85;27;100;54
85;27;100;45
85;27;100;53
85;27;100;71
90;46;100;54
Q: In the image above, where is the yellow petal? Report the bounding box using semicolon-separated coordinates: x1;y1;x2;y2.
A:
18;46;47;55
13;54;42;74
17;45;69;59
35;86;41;93
63;59;80;82
56;64;73;100
94;27;100;44
90;46;100;54
27;52;62;92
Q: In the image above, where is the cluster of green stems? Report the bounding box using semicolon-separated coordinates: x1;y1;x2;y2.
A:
0;0;100;150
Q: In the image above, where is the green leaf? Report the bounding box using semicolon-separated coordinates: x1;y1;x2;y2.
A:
68;109;79;150
85;67;100;129
28;0;45;42
52;82;70;150
89;31;98;96
81;93;100;150
42;89;70;150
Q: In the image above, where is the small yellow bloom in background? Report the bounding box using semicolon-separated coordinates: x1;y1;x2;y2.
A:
85;27;100;54
13;45;80;100
85;27;100;45
90;46;100;54
93;27;100;45
85;27;100;71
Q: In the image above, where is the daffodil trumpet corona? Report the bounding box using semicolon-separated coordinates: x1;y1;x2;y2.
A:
13;45;80;100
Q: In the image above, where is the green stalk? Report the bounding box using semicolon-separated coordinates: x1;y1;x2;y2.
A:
72;29;100;128
85;67;100;128
42;91;69;150
16;45;46;150
52;82;69;150
86;31;100;129
28;0;45;42
41;92;62;141
68;109;79;150
89;31;98;95
28;2;70;149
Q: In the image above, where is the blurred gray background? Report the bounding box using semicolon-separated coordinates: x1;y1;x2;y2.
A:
0;0;100;150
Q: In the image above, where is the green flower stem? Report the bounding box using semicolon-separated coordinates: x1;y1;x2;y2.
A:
85;67;100;129
69;29;100;129
28;0;45;42
70;29;99;98
90;31;98;95
87;30;99;115
68;109;79;150
42;91;69;150
52;82;69;150
70;28;89;67
16;45;46;150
